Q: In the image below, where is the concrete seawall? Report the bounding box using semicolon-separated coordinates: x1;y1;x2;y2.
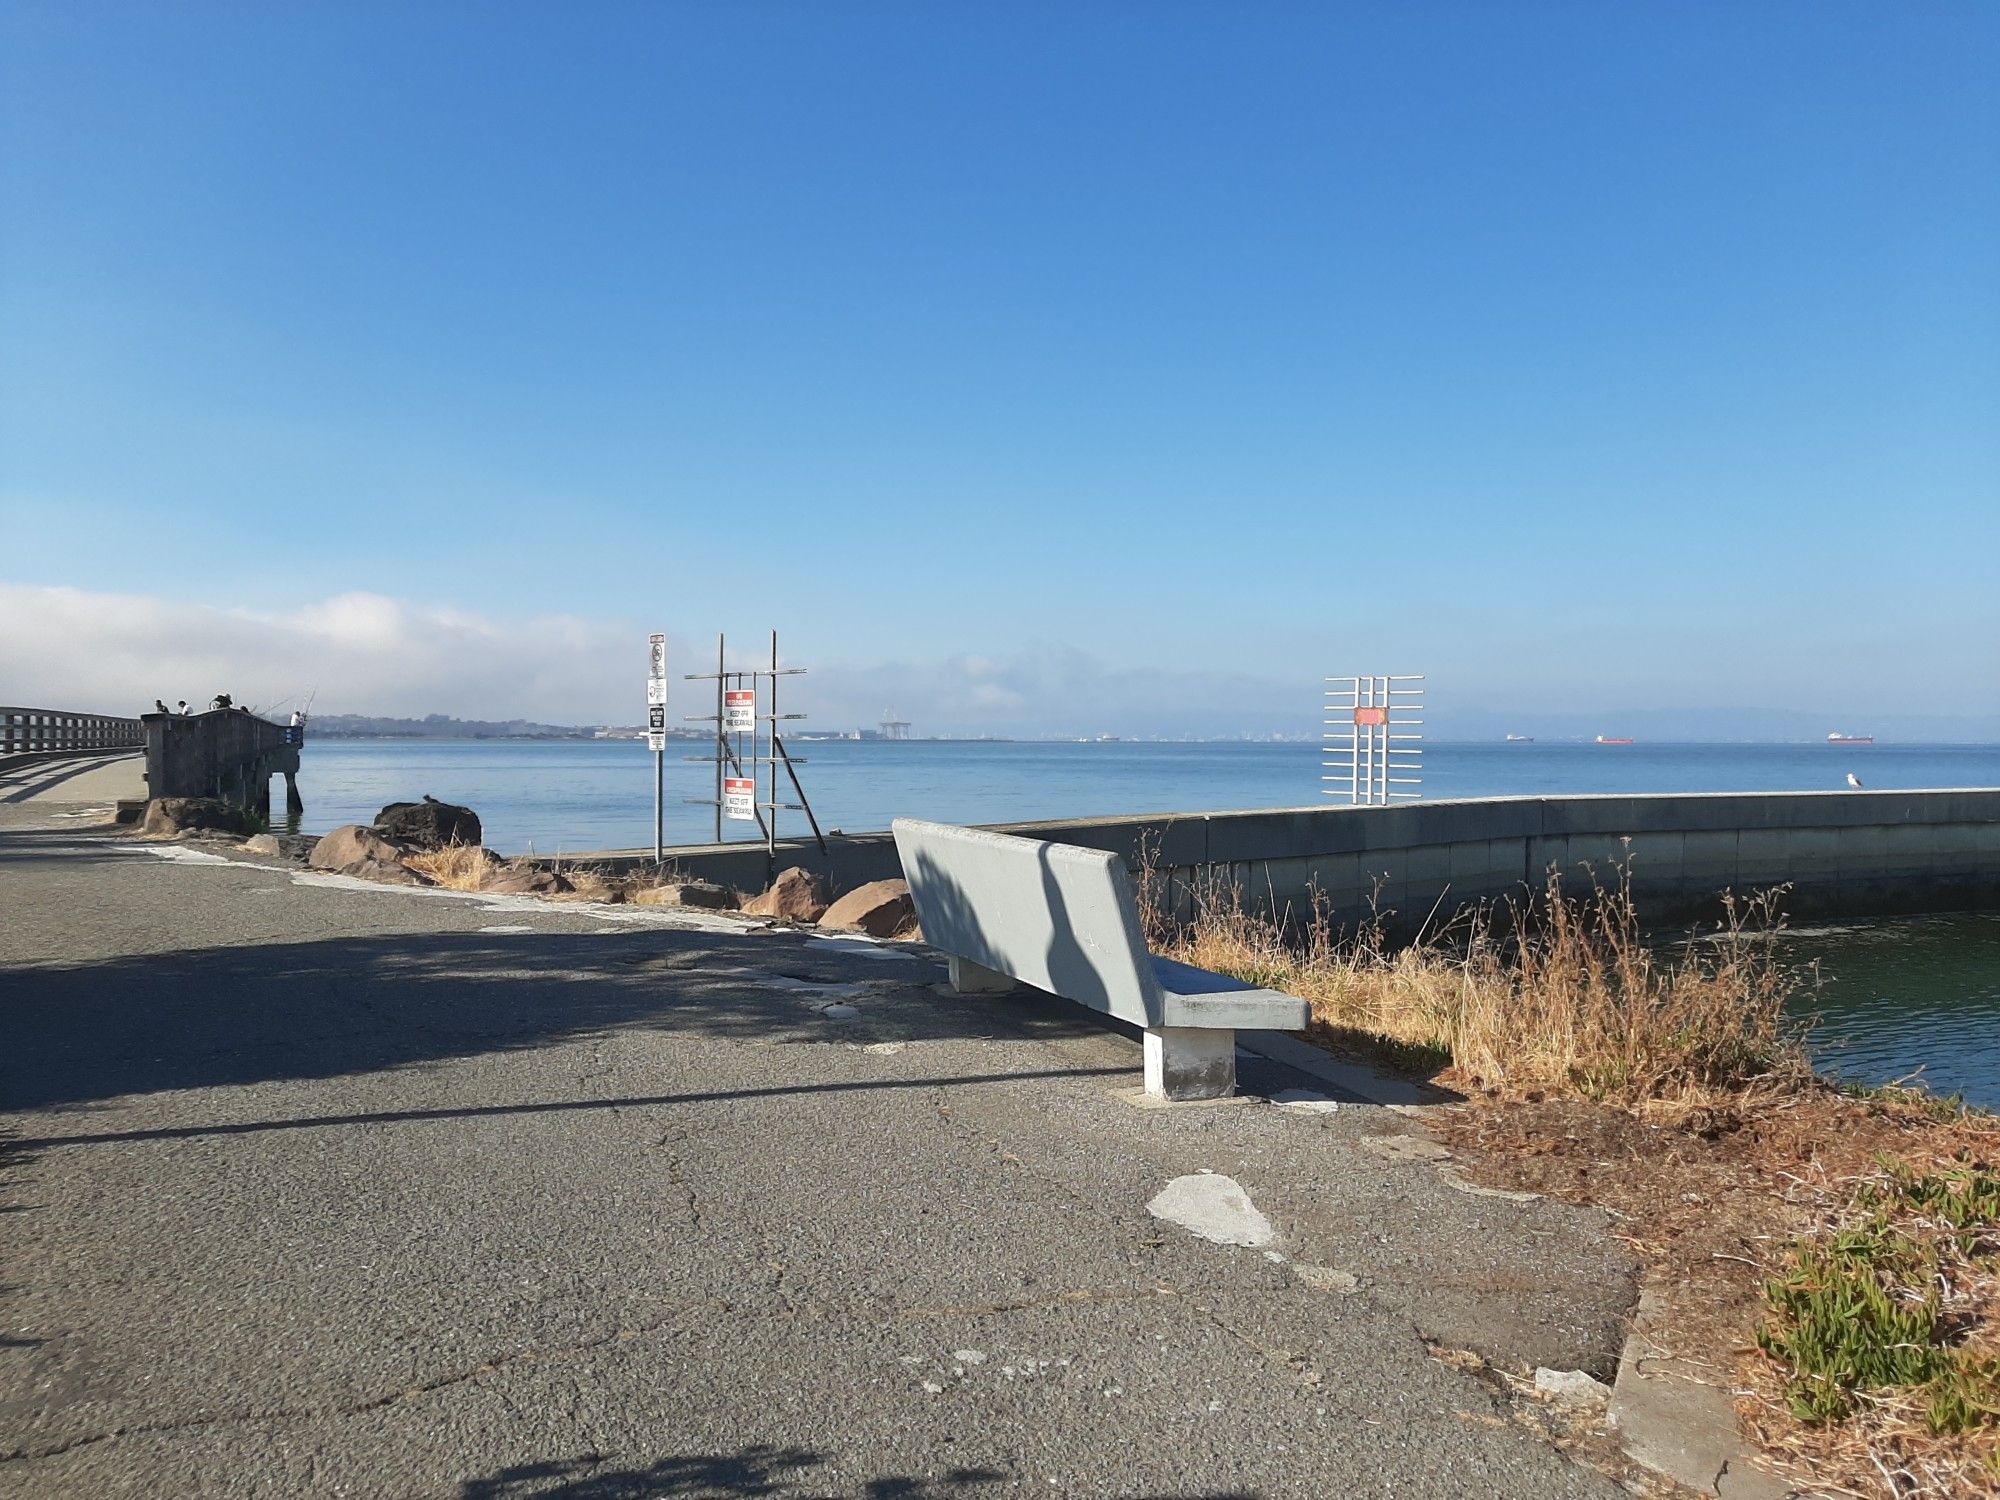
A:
582;788;2000;929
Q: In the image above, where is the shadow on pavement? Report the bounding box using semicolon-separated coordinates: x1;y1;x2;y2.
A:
12;1063;1127;1150
0;751;139;804
0;925;1114;1116
458;1447;1249;1498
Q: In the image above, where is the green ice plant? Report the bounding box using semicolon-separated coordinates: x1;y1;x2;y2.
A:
1758;1162;2000;1434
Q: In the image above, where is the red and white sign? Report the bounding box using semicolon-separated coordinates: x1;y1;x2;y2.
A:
1352;706;1388;726
725;690;756;733
723;776;757;821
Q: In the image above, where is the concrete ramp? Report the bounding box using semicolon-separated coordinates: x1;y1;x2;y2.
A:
0;750;144;807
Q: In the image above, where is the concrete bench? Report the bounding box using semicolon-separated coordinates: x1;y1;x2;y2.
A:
891;818;1310;1101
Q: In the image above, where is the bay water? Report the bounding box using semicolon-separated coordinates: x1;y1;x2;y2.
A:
298;737;2000;856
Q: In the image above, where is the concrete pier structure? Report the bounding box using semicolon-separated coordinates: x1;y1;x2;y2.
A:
142;706;301;820
585;788;2000;928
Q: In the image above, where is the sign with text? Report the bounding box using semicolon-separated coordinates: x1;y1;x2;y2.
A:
646;732;667;751
1352;706;1388;726
647;634;667;706
723;776;757;821
648;703;665;732
724;689;756;733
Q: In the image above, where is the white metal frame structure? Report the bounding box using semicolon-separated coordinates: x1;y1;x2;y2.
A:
1323;675;1423;805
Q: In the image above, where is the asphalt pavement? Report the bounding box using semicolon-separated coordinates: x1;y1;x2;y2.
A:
0;799;1640;1499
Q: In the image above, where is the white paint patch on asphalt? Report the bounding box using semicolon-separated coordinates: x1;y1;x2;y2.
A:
114;843;234;866
279;869;748;932
478;924;537;935
763;976;869;999
1271;1089;1341;1113
1146;1174;1276;1249
805;936;917;961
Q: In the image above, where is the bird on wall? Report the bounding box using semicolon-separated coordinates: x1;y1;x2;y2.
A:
1847;772;1865;789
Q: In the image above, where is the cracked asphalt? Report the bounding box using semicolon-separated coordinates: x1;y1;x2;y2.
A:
0;801;1639;1498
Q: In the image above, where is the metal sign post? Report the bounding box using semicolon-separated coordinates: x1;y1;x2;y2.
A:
646;633;668;863
681;630;826;878
1323;675;1423;804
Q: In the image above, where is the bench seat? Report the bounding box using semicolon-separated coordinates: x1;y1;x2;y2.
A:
892;816;1311;1100
1150;956;1310;1031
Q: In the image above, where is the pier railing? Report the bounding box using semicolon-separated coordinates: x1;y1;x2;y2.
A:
0;706;145;758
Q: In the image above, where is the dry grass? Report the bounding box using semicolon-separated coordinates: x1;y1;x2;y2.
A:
402;843;502;890
402;847;672;902
1152;863;1815;1114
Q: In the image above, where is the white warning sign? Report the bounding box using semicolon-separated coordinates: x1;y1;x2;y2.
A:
724;776;756;821
647;633;667;706
724;689;755;733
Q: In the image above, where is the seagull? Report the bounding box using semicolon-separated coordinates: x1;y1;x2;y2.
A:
1847;772;1864;789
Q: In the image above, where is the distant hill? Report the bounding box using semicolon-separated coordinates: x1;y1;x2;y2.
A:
309;713;596;740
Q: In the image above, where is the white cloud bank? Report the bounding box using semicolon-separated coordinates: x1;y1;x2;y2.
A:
7;583;1995;741
0;584;633;724
0;583;1304;736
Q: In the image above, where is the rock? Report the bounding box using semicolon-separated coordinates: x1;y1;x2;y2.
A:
482;868;574;896
633;881;739;910
141;797;247;838
559;872;624;903
1535;1367;1613;1408
345;858;433;887
306;824;431;886
819;878;916;938
241;833;282;856
742;866;830;923
309;824;406;871
1294;1265;1362;1295
373;796;482;851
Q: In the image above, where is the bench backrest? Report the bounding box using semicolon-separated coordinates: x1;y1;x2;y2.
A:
892;817;1165;1028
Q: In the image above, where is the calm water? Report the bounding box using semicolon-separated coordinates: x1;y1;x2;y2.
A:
297;737;2000;856
296;736;2000;1104
1781;915;2000;1109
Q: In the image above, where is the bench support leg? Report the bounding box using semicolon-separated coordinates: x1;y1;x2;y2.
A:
1144;1027;1236;1101
947;955;1016;994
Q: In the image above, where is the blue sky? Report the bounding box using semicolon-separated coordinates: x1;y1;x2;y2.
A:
3;2;1996;735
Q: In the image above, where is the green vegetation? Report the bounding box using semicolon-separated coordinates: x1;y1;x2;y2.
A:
1758;1161;2000;1464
